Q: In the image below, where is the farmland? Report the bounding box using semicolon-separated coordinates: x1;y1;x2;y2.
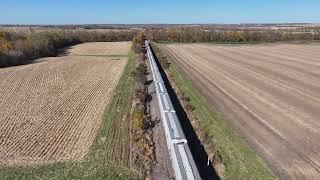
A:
0;41;136;179
161;43;320;179
68;42;132;56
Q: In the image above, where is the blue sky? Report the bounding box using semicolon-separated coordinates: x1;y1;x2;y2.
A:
1;0;320;24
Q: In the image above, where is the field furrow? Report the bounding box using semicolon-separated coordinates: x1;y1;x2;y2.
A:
163;43;320;179
0;42;131;166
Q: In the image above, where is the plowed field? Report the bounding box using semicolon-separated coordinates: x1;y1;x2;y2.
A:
0;42;130;166
162;43;320;179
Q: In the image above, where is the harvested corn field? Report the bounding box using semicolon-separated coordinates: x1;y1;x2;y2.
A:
0;42;130;166
162;43;320;179
68;42;131;56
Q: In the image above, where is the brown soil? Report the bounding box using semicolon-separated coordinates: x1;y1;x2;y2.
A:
68;42;131;56
162;43;320;179
0;42;129;166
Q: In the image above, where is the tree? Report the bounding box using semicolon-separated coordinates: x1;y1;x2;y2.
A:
167;29;177;42
0;32;13;55
132;31;145;54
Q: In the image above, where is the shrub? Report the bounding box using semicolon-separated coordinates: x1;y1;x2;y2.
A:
132;32;145;54
0;36;13;55
185;102;195;112
133;108;148;131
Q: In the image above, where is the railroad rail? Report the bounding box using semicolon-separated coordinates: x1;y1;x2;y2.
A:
145;40;201;180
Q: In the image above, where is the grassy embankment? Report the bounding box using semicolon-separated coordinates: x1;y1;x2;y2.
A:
0;52;138;180
151;42;277;179
156;40;320;46
156;40;263;45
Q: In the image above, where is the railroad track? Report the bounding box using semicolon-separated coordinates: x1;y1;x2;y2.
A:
145;40;201;180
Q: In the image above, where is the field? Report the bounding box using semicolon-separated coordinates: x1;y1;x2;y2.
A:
161;43;320;179
0;42;130;166
68;42;132;56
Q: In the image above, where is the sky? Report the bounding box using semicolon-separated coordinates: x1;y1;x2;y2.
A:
1;0;320;24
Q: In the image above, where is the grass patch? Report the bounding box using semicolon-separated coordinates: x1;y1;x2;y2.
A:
155;41;174;44
71;54;128;58
156;40;320;46
155;40;263;45
0;52;138;180
151;43;277;180
208;40;320;45
210;40;265;45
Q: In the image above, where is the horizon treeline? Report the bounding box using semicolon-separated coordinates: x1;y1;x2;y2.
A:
0;30;136;67
146;27;320;43
1;27;320;68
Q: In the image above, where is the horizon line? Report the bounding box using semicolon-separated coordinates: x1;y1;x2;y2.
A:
1;22;320;26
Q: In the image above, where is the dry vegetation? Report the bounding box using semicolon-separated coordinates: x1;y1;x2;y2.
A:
130;33;155;179
145;25;320;43
162;43;320;179
0;29;135;67
0;42;130;166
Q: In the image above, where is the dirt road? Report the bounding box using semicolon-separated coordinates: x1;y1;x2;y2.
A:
162;43;320;179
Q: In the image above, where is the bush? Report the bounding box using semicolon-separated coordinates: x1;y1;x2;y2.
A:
133;108;148;131
0;35;13;55
132;32;145;54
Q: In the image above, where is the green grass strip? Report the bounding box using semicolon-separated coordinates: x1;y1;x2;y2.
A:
72;54;128;58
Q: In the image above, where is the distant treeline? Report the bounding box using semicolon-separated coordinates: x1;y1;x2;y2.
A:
146;28;320;43
2;26;320;68
0;30;135;67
